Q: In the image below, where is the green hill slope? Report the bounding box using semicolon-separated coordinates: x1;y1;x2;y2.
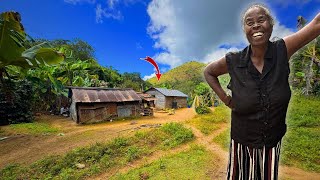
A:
147;61;230;98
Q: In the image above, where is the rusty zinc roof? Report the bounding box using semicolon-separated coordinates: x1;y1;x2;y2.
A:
69;87;142;103
136;92;157;101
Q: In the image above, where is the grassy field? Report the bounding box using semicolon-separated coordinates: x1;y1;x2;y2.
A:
186;106;230;135
0;122;60;135
0;123;194;179
110;145;216;180
281;95;320;172
212;128;230;151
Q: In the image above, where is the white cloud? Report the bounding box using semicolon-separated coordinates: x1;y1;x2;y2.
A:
95;4;123;23
272;21;294;39
65;0;142;23
147;0;295;68
143;73;155;80
203;47;242;64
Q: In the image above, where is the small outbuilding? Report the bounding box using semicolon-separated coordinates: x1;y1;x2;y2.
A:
68;87;142;124
137;92;157;116
144;88;188;109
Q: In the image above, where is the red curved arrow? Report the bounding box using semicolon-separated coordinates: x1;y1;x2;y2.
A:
141;56;161;81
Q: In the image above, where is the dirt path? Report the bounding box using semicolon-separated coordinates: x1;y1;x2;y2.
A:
0;108;196;169
1;108;319;180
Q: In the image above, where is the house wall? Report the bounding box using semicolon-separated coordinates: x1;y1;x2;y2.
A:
77;102;117;124
165;97;187;108
76;101;141;124
175;97;188;108
165;96;174;108
145;90;166;109
70;100;77;122
117;101;141;117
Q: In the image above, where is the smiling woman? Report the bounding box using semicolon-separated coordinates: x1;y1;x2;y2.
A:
204;3;320;180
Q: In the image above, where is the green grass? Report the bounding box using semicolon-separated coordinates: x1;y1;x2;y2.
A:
2;122;60;135
212;128;230;151
110;145;216;180
187;105;230;135
281;95;320;172
0;122;194;179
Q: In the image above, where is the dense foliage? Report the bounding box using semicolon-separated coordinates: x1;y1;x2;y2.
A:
0;11;153;122
0;79;34;125
290;16;320;96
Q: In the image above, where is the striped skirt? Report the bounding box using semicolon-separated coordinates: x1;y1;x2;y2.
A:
227;139;282;180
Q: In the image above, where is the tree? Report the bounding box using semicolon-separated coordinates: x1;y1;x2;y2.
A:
292;16;320;95
120;72;151;91
0;11;65;123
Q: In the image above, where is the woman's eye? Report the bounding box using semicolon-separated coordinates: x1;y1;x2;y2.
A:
247;21;253;26
259;19;265;23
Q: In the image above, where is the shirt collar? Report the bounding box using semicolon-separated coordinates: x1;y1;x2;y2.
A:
237;41;273;68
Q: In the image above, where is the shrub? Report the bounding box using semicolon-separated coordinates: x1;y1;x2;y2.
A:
195;106;211;114
0;79;34;125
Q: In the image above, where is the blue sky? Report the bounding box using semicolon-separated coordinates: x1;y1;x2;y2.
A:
1;0;320;80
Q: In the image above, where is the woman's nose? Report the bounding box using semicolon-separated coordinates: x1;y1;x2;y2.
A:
252;22;261;29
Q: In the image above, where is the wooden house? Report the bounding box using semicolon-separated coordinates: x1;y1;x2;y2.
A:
144;88;188;109
68;87;142;124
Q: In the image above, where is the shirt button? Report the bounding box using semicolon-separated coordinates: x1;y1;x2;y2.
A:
264;122;268;125
262;94;266;97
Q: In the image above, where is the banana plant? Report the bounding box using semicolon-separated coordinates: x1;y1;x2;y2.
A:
0;11;64;82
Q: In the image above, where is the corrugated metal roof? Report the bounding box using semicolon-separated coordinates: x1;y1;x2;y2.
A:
146;88;188;97
69;87;142;103
136;92;157;101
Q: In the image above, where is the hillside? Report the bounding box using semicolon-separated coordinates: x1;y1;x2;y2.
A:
147;61;230;97
147;61;205;95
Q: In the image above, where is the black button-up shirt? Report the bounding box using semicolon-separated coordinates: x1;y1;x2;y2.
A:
226;39;291;148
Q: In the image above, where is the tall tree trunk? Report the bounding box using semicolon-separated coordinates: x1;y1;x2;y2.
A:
305;40;317;95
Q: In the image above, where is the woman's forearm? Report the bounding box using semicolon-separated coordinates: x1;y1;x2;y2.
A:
204;65;230;105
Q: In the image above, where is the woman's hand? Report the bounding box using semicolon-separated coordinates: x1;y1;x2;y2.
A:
223;95;234;109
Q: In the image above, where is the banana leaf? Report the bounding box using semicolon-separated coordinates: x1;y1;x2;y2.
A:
0;12;26;68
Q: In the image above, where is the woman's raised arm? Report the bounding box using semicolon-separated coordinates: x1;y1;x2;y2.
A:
284;12;320;58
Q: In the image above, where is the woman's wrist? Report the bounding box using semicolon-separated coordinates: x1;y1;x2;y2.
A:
223;95;232;106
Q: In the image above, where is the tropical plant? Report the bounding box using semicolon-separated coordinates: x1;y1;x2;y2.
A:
0;12;64;81
290;16;320;95
0;11;64;123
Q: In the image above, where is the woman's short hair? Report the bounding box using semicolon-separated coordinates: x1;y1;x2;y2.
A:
242;4;275;27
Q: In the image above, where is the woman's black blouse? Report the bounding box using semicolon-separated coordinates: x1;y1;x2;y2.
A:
226;39;291;148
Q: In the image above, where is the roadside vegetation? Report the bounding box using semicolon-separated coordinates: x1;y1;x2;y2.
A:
0;122;60;135
281;94;320;172
187;106;230;135
0;123;194;179
111;145;216;180
212;128;230;151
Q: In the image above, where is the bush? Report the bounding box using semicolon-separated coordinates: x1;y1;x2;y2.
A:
195;106;211;114
0;79;34;125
